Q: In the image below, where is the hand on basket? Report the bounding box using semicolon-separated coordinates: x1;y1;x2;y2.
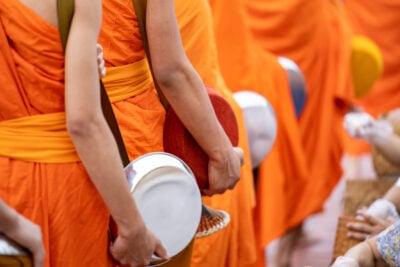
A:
347;209;396;241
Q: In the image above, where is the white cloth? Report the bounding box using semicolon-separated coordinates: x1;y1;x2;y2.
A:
366;198;400;221
331;256;360;267
343;111;393;144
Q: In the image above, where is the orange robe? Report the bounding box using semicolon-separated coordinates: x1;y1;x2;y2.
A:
344;0;400;117
174;0;257;266
208;0;312;265
246;0;354;223
99;1;200;266
0;2;112;267
343;1;400;156
98;0;165;161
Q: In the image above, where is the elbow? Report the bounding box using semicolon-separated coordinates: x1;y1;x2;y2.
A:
66;111;100;141
153;61;191;92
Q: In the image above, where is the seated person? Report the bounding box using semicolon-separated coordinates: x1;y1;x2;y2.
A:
332;220;400;267
344;109;400;240
344;108;400;176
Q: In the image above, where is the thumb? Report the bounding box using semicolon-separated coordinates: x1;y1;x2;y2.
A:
154;242;169;260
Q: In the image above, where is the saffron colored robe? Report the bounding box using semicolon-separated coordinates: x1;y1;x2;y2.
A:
99;1;198;266
174;0;257;266
0;2;112;267
208;0;312;265
343;0;400;156
246;0;354;221
99;0;165;160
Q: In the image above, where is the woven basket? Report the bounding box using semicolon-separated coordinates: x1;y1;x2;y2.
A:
332;216;365;260
343;178;397;216
372;111;400;177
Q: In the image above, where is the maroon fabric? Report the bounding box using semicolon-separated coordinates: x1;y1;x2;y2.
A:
163;86;239;190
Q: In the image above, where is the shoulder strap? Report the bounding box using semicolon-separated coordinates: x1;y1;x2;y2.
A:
131;0;169;109
57;0;130;166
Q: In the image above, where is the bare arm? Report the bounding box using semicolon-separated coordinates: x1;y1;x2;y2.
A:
383;178;400;214
146;0;243;195
0;199;44;267
373;134;400;166
64;0;167;265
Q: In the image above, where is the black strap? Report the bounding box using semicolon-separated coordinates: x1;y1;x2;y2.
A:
57;0;130;167
131;0;169;109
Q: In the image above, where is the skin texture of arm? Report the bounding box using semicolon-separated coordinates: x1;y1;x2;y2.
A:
347;237;385;267
383;182;400;212
146;0;243;195
373;134;400;166
63;0;167;265
0;199;45;267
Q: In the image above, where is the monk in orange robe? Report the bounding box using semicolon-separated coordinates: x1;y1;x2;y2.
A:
244;0;354;265
0;1;168;266
208;0;316;265
98;0;246;266
174;0;257;266
342;1;400;160
344;1;400;118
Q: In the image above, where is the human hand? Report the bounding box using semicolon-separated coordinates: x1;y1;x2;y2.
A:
343;112;393;145
203;146;244;196
97;43;106;78
5;214;45;267
110;222;169;267
347;209;396;241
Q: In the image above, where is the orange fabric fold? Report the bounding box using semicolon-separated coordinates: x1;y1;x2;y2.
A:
0;2;113;267
98;0;165;162
102;59;153;102
174;0;257;266
0;112;79;162
343;1;400;156
208;0;318;265
245;0;354;236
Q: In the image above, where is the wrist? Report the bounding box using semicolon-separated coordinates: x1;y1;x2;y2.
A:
366;238;381;263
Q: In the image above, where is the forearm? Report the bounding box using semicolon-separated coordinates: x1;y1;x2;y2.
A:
384;179;400;216
146;0;233;160
64;0;144;233
344;241;375;267
161;65;233;159
68;117;144;233
373;134;400;166
0;200;18;233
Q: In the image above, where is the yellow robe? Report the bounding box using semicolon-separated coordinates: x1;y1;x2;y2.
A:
174;0;257;266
